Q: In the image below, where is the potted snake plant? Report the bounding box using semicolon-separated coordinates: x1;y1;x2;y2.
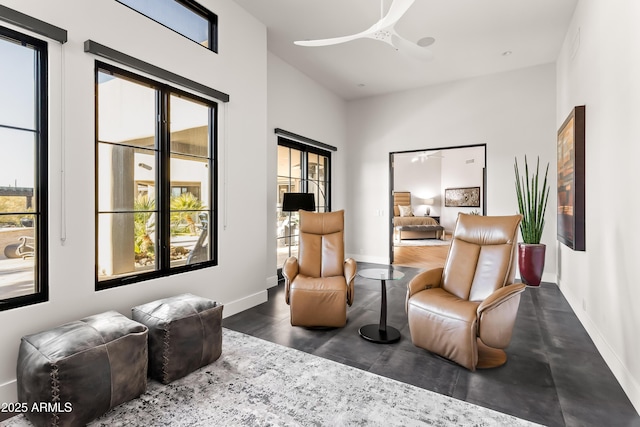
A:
514;156;550;286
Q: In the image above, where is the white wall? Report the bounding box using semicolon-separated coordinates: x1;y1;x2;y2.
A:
393;154;442;217
556;0;640;412
346;64;557;267
440;146;485;231
266;52;348;280
0;0;268;403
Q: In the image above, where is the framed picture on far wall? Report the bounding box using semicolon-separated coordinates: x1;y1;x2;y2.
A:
444;187;480;207
557;105;586;251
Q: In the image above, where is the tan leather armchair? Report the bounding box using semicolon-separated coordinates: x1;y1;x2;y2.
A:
406;213;526;371
283;210;356;327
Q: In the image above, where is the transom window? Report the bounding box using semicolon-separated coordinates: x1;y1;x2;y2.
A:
116;0;218;52
0;26;48;310
96;62;217;289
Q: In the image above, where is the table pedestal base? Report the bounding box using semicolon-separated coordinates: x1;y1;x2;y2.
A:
358;324;401;344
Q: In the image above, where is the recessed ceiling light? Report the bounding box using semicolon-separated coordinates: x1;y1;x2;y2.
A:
502;50;512;56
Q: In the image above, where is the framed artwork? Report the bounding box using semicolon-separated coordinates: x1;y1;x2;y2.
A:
444;187;480;207
557;105;586;251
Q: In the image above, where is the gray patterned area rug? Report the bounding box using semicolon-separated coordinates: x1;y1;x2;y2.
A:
7;329;539;427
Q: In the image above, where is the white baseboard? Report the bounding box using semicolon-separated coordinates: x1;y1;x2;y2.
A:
347;253;389;265
0;380;17;408
560;283;640;414
222;290;268;318
266;275;278;288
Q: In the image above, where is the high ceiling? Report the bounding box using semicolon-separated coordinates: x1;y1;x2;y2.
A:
231;0;578;100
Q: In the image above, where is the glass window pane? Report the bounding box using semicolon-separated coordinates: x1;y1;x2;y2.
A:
277;146;290;176
117;0;210;47
0;129;35;212
97;71;157;147
97;212;157;281
170;94;209;157
170;210;209;267
291;149;302;179
170;155;209;207
170;154;209;268
0;219;36;299
98;145;157;212
319;155;328;181
0;36;36;130
308;153;319;179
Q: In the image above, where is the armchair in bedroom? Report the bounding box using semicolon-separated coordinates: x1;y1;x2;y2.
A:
406;213;525;371
283;210;356;327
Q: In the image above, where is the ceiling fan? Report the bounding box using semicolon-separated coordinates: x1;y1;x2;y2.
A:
294;0;434;61
411;151;444;163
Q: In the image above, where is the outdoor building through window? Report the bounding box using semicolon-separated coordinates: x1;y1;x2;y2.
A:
96;62;217;289
0;26;48;310
116;0;218;52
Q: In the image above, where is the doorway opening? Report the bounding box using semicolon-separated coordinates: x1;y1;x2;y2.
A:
389;144;486;266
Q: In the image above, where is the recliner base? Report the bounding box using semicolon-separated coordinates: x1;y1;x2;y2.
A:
476;339;507;369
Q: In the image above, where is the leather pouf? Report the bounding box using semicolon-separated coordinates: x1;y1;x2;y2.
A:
17;311;148;427
132;293;223;384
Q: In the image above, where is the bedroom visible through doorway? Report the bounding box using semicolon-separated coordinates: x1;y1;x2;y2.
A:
390;145;486;266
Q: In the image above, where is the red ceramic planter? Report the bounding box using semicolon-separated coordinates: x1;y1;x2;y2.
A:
518;243;546;286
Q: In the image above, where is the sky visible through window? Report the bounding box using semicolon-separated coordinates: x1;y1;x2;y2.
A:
0;36;36;189
117;0;208;46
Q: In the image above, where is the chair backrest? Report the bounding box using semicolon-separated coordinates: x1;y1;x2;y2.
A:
297;210;345;278
442;213;522;302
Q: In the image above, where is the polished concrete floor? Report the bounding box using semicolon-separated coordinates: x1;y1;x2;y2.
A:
223;262;640;427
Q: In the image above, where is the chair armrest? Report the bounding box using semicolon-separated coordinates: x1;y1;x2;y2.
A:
405;267;443;312
344;258;357;306
282;256;299;305
477;283;526;314
476;283;526;349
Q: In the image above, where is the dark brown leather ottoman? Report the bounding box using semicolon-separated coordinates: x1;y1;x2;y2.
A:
17;311;148;427
132;293;223;384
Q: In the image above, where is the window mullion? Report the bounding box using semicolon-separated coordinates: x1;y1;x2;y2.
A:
158;89;171;271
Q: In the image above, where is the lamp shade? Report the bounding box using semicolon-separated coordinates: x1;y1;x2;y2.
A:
282;193;315;212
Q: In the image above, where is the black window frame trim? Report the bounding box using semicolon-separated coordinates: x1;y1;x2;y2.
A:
0;25;49;311
0;5;67;44
95;61;218;291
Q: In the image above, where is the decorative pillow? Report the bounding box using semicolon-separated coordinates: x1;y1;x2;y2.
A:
398;205;414;217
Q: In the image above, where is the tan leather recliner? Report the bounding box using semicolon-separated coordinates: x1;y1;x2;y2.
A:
283;210;357;327
406;213;526;371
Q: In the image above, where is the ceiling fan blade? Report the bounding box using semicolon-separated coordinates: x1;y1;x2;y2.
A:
294;32;366;47
378;0;416;28
391;34;434;61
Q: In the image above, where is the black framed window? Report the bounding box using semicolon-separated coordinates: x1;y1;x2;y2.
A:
0;26;48;311
96;62;217;289
116;0;218;52
276;138;331;271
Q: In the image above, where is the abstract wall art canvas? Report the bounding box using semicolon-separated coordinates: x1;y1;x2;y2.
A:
557;105;586;251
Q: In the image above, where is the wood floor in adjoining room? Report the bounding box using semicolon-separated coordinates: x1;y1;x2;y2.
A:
392;244;449;269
